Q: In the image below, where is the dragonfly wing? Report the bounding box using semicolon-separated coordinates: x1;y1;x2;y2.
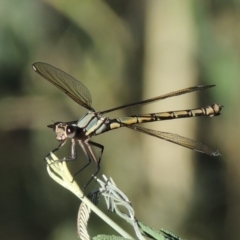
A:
32;62;94;111
101;85;215;114
126;124;220;156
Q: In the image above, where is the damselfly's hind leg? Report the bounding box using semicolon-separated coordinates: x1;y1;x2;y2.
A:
89;141;104;165
73;140;104;190
83;141;104;190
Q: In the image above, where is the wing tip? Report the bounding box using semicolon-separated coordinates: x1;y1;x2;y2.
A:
32;63;37;71
32;62;43;72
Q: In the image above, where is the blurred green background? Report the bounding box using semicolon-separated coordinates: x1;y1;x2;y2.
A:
1;0;240;239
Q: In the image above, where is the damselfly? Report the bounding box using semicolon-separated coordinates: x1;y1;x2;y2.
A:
33;62;222;186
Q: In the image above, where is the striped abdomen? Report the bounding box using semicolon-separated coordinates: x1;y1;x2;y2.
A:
108;103;222;131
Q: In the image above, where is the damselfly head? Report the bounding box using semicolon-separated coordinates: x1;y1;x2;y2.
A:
50;122;68;141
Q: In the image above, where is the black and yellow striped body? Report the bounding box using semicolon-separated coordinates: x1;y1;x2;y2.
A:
77;103;221;137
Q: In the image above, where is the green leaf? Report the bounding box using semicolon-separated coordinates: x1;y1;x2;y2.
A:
160;229;184;240
138;222;184;240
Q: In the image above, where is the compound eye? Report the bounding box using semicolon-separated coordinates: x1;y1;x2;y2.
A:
66;126;76;138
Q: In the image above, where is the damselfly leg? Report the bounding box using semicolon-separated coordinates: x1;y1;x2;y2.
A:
74;141;104;189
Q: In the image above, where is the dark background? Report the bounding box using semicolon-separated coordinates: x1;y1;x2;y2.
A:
0;1;239;239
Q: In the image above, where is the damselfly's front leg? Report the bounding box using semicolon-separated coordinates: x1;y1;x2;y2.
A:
45;139;68;161
46;139;79;167
62;139;77;161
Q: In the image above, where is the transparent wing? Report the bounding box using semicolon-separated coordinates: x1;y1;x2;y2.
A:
126;125;220;156
32;62;94;111
101;85;215;114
